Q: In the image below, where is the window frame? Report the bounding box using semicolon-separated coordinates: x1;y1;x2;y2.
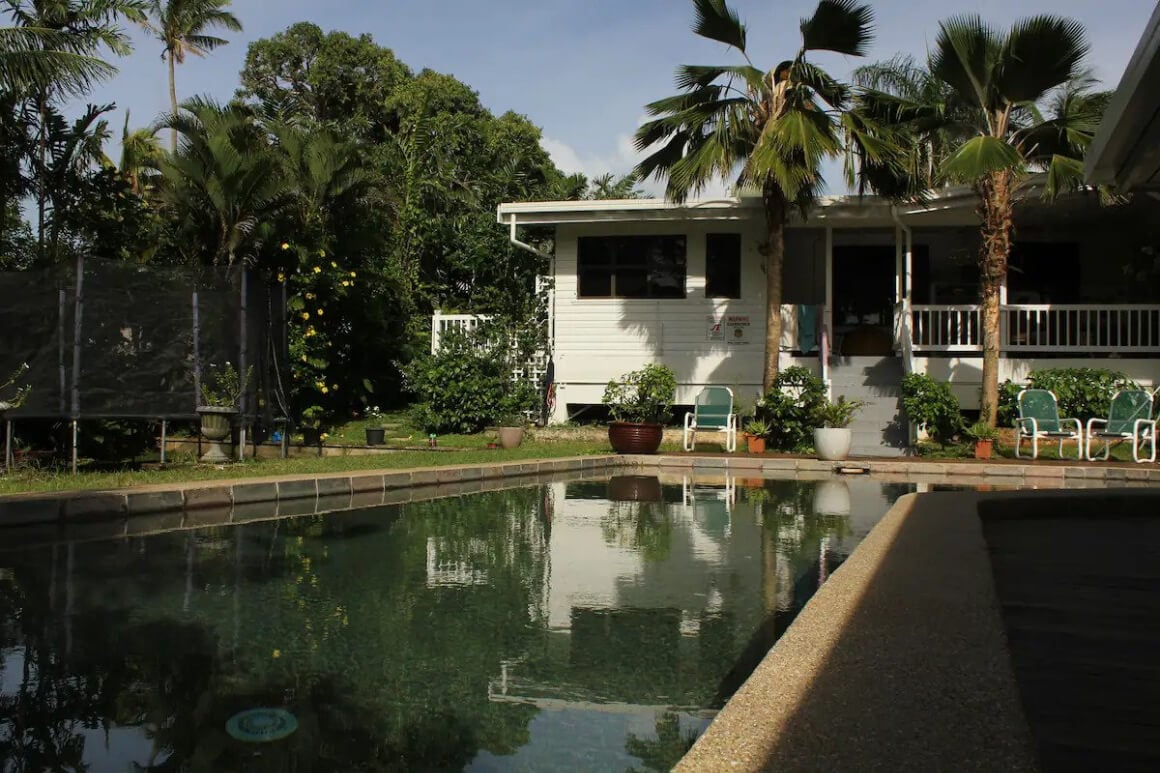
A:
576;234;688;299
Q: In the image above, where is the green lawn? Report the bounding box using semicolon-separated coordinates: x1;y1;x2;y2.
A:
0;439;611;497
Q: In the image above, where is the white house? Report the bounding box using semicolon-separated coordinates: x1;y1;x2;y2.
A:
480;187;1160;453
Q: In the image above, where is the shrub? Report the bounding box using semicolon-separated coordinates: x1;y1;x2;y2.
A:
758;366;827;452
965;420;999;441
815;396;865;429
999;368;1138;424
901;373;962;445
402;322;539;435
602;364;677;424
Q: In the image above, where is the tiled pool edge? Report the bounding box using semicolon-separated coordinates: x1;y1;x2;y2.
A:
0;455;622;529
673;490;1041;772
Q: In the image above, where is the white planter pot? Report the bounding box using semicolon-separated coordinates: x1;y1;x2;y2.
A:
813;427;852;461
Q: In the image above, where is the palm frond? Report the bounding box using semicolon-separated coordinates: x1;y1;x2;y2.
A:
995;15;1088;105
691;0;746;51
939;135;1024;182
932;14;1000;110
800;0;874;57
674;63;764;92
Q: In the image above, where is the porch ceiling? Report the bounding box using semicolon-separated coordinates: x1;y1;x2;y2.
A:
1086;2;1160;191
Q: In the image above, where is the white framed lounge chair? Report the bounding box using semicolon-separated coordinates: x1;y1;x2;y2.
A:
683;386;737;452
1014;389;1082;460
1085;389;1157;463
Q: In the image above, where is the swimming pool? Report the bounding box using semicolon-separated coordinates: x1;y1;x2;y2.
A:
0;474;911;771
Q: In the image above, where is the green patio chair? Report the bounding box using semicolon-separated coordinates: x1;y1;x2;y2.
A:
1014;389;1082;460
683;386;737;452
1085;389;1157;463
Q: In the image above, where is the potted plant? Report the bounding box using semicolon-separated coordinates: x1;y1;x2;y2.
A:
496;412;527;449
812;396;865;461
744;418;769;454
300;405;325;447
198;362;251;463
602;364;677;454
364;405;386;446
965;420;999;460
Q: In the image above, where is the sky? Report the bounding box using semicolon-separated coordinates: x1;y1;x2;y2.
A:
77;0;1155;197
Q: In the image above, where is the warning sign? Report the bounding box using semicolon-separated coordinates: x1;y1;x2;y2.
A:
726;315;751;345
707;316;724;342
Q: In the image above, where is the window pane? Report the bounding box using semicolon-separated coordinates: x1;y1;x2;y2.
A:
578;270;611;297
615;268;649;297
576;235;686;299
706;233;741;298
646;236;687;298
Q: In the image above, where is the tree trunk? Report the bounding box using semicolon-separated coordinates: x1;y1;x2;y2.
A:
762;188;788;393
169;53;178;153
977;171;1013;426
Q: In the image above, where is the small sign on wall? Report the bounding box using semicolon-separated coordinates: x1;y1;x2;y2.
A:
726;315;751;345
707;316;724;342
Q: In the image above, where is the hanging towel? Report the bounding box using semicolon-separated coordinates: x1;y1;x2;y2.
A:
797;304;819;353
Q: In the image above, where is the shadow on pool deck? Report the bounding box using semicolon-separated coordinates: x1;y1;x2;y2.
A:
677;488;1160;772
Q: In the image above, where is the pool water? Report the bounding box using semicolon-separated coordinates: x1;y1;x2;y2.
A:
0;475;910;771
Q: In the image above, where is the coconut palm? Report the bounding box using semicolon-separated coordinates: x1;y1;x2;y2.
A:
140;0;242;151
853;15;1102;425
116;111;163;194
634;0;884;391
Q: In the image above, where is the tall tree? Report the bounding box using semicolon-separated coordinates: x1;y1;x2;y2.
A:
633;0;882;392
140;0;242;151
854;15;1102;424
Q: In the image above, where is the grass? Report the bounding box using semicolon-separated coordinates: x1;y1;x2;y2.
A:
0;439;610;497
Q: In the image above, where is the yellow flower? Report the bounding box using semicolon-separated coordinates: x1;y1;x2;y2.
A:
321;432;329;440
300;312;310;320
305;292;315;300
280;242;290;251
319;250;326;257
315;381;325;390
331;384;338;391
349;271;357;278
341;280;350;287
321;386;329;394
300;354;307;362
272;649;281;658
313;266;322;274
277;273;285;283
330;261;337;268
316;308;324;316
305;327;316;338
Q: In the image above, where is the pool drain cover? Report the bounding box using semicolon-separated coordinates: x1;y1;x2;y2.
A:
226;708;298;742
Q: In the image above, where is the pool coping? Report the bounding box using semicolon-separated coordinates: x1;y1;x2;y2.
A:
2;453;1159;530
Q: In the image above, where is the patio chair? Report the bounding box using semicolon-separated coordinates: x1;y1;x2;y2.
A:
1085;389;1157;463
1014;389;1082;460
683;386;737;452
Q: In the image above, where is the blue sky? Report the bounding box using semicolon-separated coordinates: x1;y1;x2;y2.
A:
81;0;1153;196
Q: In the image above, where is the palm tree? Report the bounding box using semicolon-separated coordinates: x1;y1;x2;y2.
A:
140;0;242;151
854;16;1102;425
634;0;882;392
156;98;282;265
116;110;163;194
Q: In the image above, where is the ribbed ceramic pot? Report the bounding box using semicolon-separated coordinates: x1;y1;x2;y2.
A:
608;422;664;454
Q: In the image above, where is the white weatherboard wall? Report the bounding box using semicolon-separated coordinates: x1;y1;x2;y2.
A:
550;221;823;421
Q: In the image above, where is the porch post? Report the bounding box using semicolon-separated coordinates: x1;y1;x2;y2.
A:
824;226;833;339
895;227;904;304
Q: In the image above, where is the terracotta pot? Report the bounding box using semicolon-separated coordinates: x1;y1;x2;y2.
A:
746;434;766;454
608;475;663;502
365;427;386;446
608;421;664;454
974;439;994;460
497;426;525;449
197;406;236;463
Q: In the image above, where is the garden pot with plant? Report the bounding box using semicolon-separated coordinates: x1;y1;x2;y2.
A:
603;364;676;455
496;413;527;449
966;420;1000;460
813;396;865;461
197;362;251;463
364;405;386;446
744;418;769;454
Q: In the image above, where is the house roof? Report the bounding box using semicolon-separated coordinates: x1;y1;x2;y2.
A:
1085;2;1160;191
497;186;985;228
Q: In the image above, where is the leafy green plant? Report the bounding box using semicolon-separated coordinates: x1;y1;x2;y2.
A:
901;373;963;446
757;366;826;452
815;397;865;429
965;421;999;441
199;361;252;408
744;418;770;437
1014;368;1138;423
602;364;677;424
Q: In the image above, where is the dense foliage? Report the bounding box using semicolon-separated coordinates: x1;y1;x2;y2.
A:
901;373;963;445
757;366;827;452
602;364;677;425
998;368;1139;425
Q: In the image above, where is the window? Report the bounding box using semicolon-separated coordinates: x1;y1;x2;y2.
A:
577;235;686;298
705;233;741;298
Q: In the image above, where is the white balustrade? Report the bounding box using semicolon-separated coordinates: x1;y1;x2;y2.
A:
909;304;1160;353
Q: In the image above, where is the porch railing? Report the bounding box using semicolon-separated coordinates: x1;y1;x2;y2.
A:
430;311;550;390
910;304;1160;353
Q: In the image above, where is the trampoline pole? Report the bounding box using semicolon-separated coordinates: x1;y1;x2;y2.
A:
71;419;78;475
160;420;167;464
4;420;11;470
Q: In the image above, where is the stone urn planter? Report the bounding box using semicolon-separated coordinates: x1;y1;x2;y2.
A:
608;422;664;455
197;406;236;462
813;427;853;461
497;426;525;449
